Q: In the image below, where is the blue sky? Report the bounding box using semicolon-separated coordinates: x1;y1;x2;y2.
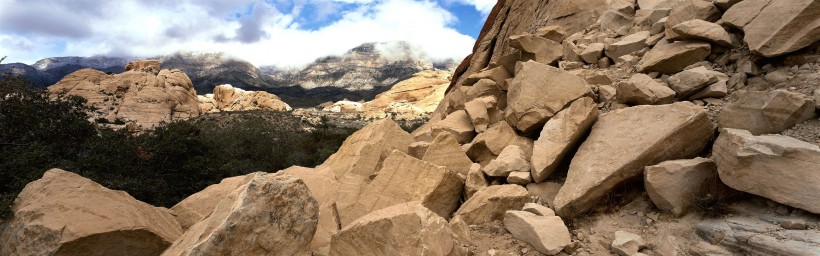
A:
0;0;495;67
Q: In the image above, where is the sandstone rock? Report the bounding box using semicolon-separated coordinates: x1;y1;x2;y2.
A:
718;90;816;135
532;97;598;182
668;19;732;47
409;141;431;159
599;10;635;35
638;0;668;10
598;84;618;103
455;185;531;225
527;182;563;208
713;0;742;10
329;202;468;256
317;119;414;220
507;171;533;185
522;203;555;216
689;80;728;100
644;158;718;217
433;110;476;144
637;41;711;74
466;122;534;165
361;70;451;120
697;216;820;255
617;73;676;105
611;231;646;256
280;166;341;252
465;67;512;89
635;8;671;28
171;174;256;230
465;79;505;101
506;61;590;133
581;43;605;64
535;25;567;43
667;66;720;98
343;150;463;225
712;129;820;214
503;211;571;255
48;66;201;130
554;102;714;217
0;169;183;256
722;0;820;57
464;96;496;133
465;163;489;199
423;133;474;175
664;0;720;39
162;173;318;256
563;41;584;63
125;60;161;75
510;33;564;65
483;145;531;177
606;31;651;60
200;84;292;113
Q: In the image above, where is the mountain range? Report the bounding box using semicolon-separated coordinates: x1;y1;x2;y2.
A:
0;41;456;107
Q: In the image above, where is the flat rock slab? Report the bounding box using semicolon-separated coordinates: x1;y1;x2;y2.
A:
554;102;714;217
455;185;531;225
505;61;590;133
697;216;820;255
637;41;711;74
531;97;598;182
722;0;820;57
713;129;820;214
503;211;571;255
718;90;816;135
644;158;718;217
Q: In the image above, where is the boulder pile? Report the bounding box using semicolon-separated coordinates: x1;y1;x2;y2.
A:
198;84;292;113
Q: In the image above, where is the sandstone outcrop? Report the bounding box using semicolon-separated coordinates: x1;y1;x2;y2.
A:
170;173;256;230
721;0;820;57
342;150;463;226
359;70;451;120
503;211;571;255
712;129;820;214
637;41;711;74
162;173;318;256
329;202;469;256
554;102;714;217
455;185;531;225
505;61;590;133
198;84;291;113
531;97;598;182
48;60;201;130
718;90;816;135
0;169;183;256
644;158;718;217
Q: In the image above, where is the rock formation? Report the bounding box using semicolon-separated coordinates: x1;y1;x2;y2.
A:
48;60;201;130
0;169;183;256
198;84;291;113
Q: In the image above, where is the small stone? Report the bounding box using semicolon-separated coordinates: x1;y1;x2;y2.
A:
504;211;571;255
581;43;605;64
611;231;646;256
508;171;533;185
483;145;531;177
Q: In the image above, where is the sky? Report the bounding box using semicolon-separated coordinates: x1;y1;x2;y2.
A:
0;0;495;67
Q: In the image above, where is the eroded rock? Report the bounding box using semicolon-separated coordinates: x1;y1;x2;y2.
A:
455;185;531;225
718;90;816;135
505;61;590;133
531;97;598;182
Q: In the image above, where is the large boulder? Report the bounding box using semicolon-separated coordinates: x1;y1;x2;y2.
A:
454;185;531;225
718;90;816;135
162;173;318;256
722;0;820;57
668;19;732;47
483;145;531;177
616;73;676;105
329;202;469;256
503;211;571;255
644;158;718;217
505;61;590;133
170;174;256;230
510;33;563;65
316;119;414;219
667;66;720;99
466;122;534;165
198;84;291;113
605;31;651;61
342;150;463;226
531;97;598;182
664;0;721;39
280;166;341;252
712;129;820;214
0;169;183;256
432;110;476;144
423;133;475;175
48;62;201;130
554;102;714;217
637;41;711;74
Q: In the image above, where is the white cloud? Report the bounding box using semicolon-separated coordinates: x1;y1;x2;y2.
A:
0;0;476;67
452;0;496;14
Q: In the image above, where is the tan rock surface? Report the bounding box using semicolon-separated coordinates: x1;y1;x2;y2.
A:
713;129;820;214
361;70;451;120
617;73;676;105
510;33;563;65
432;110;476;144
342;150;463;225
465;163;489;199
527;182;562;208
170;173;256;230
455;185;531;225
329;202;469;256
503;211;571;255
281;166;341;252
664;0;720;39
554;102;714;217
644;158;718;217
667;66;720;99
483;145;531;177
466;122;534;165
48;62;201;129
0;169;183;256
722;0;820;57
532;97;598;182
505;61;591;133
718;90;816;135
423;133;475;175
162;173;318;256
637;41;711;74
198;84;291;113
668;19;732;46
605;31;650;61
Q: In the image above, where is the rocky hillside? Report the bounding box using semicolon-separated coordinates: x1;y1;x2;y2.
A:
156;52;269;93
2;0;819;255
0;56;130;87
